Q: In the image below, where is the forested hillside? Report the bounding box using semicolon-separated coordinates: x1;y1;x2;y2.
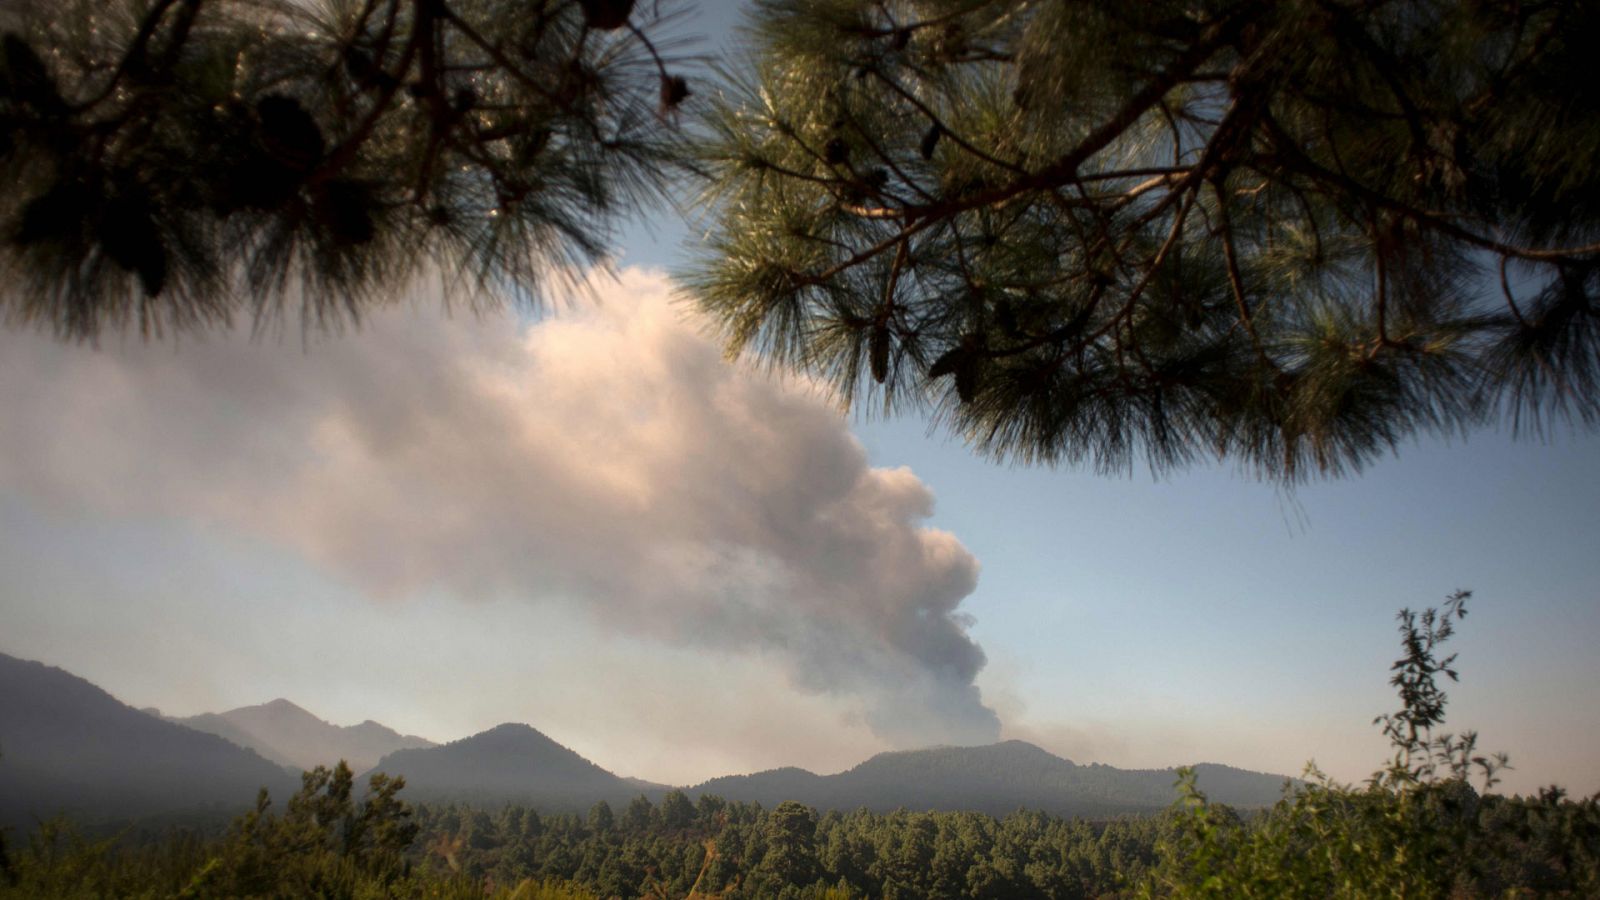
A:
0;654;298;828
692;742;1288;817
0;654;1287;821
363;723;655;810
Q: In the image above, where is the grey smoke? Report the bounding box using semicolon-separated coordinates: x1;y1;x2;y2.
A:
0;269;1000;746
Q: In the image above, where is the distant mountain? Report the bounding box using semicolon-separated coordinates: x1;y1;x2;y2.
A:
175;699;434;773
364;723;650;810
0;655;1294;826
693;766;826;806
0;653;299;828
691;740;1291;818
622;775;675;793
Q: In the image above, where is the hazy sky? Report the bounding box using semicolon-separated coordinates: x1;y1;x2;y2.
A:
2;3;1597;797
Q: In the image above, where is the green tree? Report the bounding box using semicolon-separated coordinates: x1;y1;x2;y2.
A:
760;800;820;887
695;792;726;829
1140;591;1600;899
621;793;655;832
181;761;419;896
687;0;1600;481
659;789;695;832
587;800;614;835
0;0;689;338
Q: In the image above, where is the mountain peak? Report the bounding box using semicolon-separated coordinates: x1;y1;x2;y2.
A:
174;699;434;773
454;722;549;747
991;739;1074;764
257;698;316;717
484;721;537;735
851;740;1070;772
364;722;632;809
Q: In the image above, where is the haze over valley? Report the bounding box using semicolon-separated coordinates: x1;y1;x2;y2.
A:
0;652;1292;829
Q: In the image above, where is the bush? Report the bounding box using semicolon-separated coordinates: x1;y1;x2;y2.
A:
1145;591;1600;898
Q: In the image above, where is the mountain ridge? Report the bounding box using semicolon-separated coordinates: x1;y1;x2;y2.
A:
173;697;434;773
0;652;300;828
361;722;648;810
688;740;1291;817
1;654;1293;825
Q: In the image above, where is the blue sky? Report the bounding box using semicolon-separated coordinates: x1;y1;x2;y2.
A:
1;1;1596;797
848;416;1600;794
622;167;1600;794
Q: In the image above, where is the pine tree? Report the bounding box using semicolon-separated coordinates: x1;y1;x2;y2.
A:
685;0;1600;481
0;0;692;338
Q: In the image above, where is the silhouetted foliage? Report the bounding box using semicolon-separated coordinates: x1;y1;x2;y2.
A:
0;0;692;338
687;0;1600;481
7;0;1599;485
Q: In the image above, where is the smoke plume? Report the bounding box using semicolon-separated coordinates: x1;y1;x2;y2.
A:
0;269;1000;746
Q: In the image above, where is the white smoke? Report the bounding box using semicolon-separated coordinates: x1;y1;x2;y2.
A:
0;268;999;746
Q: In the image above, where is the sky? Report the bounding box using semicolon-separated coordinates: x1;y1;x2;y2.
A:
2;3;1597;798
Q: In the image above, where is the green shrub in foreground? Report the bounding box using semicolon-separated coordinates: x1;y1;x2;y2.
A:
1145;592;1600;898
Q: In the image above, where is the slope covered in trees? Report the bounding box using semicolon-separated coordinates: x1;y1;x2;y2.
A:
0;652;298;828
692;741;1288;817
362;722;654;810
